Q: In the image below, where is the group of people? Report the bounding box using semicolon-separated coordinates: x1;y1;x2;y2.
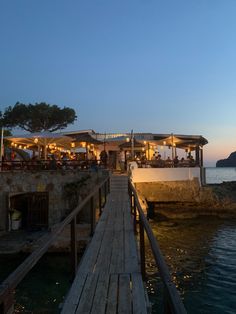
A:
149;153;196;168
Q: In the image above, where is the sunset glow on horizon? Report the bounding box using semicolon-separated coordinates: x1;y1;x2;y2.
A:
1;1;236;167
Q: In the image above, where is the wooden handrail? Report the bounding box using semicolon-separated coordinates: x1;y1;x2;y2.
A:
128;179;187;314
0;175;110;312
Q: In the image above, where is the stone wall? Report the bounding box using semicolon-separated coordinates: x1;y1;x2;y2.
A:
0;169;108;232
135;178;201;202
135;179;236;218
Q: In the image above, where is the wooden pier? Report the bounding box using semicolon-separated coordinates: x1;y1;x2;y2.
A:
62;175;149;313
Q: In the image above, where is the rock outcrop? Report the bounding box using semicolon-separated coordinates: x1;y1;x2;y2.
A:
216;151;236;167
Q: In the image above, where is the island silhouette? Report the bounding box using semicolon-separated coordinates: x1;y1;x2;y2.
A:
216;151;236;167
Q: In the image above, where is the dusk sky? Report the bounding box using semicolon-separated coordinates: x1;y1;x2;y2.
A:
1;1;236;166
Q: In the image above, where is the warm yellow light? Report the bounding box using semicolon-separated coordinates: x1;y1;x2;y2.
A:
173;143;176;147
71;142;75;148
14;144;17;147
142;148;145;151
163;141;166;145
19;145;22;149
126;137;130;142
144;141;147;145
23;146;27;149
34;138;38;144
11;142;14;146
81;142;86;148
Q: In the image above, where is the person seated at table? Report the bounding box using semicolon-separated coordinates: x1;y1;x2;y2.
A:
154;154;165;168
165;156;172;167
179;157;186;167
189;155;195;167
49;155;57;170
173;156;179;167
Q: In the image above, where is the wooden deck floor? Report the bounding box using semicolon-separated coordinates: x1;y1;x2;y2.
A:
61;175;149;314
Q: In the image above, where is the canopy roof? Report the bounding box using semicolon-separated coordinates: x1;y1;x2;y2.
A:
5;131;74;150
119;139;145;149
71;132;102;145
96;132;208;150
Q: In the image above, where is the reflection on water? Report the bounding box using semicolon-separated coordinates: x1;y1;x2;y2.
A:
146;218;236;314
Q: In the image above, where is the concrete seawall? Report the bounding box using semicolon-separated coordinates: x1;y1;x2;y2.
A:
135;180;236;219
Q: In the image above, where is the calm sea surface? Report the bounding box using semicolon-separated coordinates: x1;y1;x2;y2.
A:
205;167;236;184
146;218;236;314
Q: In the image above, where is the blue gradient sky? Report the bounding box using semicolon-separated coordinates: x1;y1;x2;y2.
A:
1;0;236;166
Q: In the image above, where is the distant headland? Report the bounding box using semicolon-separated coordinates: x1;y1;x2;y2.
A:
216;151;236;167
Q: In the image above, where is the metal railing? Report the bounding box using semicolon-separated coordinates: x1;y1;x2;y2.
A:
0;175;110;314
0;159;105;171
128;179;187;314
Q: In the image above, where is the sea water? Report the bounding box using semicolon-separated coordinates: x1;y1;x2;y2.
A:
146;218;236;314
205;167;236;184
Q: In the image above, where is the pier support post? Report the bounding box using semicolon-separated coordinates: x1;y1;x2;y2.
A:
108;177;110;194
139;222;146;280
99;188;102;216
70;217;77;279
163;289;172;314
104;182;107;204
133;198;137;234
90;196;95;236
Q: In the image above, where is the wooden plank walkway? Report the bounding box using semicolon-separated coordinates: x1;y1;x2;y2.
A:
61;175;149;314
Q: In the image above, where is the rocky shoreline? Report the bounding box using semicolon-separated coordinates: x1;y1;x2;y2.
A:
154;181;236;219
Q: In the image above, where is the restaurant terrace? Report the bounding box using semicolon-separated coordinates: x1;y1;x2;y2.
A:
1;130;208;171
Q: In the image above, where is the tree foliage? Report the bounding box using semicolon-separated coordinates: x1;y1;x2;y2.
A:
2;102;77;133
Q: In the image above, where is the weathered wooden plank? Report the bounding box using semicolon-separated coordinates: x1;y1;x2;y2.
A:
106;274;118;314
118;274;132;314
90;273;110;314
75;273;99;314
131;273;148;314
61;272;87;314
124;229;140;273
62;175;150;314
78;198;114;274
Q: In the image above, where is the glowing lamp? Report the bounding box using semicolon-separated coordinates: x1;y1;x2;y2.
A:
34;138;38;144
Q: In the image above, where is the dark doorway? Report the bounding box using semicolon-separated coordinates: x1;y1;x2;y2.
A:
10;192;49;231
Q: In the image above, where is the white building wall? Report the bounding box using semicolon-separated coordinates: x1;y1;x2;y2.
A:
131;167;201;184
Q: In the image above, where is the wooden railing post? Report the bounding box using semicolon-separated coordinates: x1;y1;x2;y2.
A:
107;177;110;194
90;196;95;236
129;178;187;314
70;217;77;279
163;288;172;314
104;181;107;204
99;187;102;216
0;286;14;314
139;222;146;280
133;197;137;234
